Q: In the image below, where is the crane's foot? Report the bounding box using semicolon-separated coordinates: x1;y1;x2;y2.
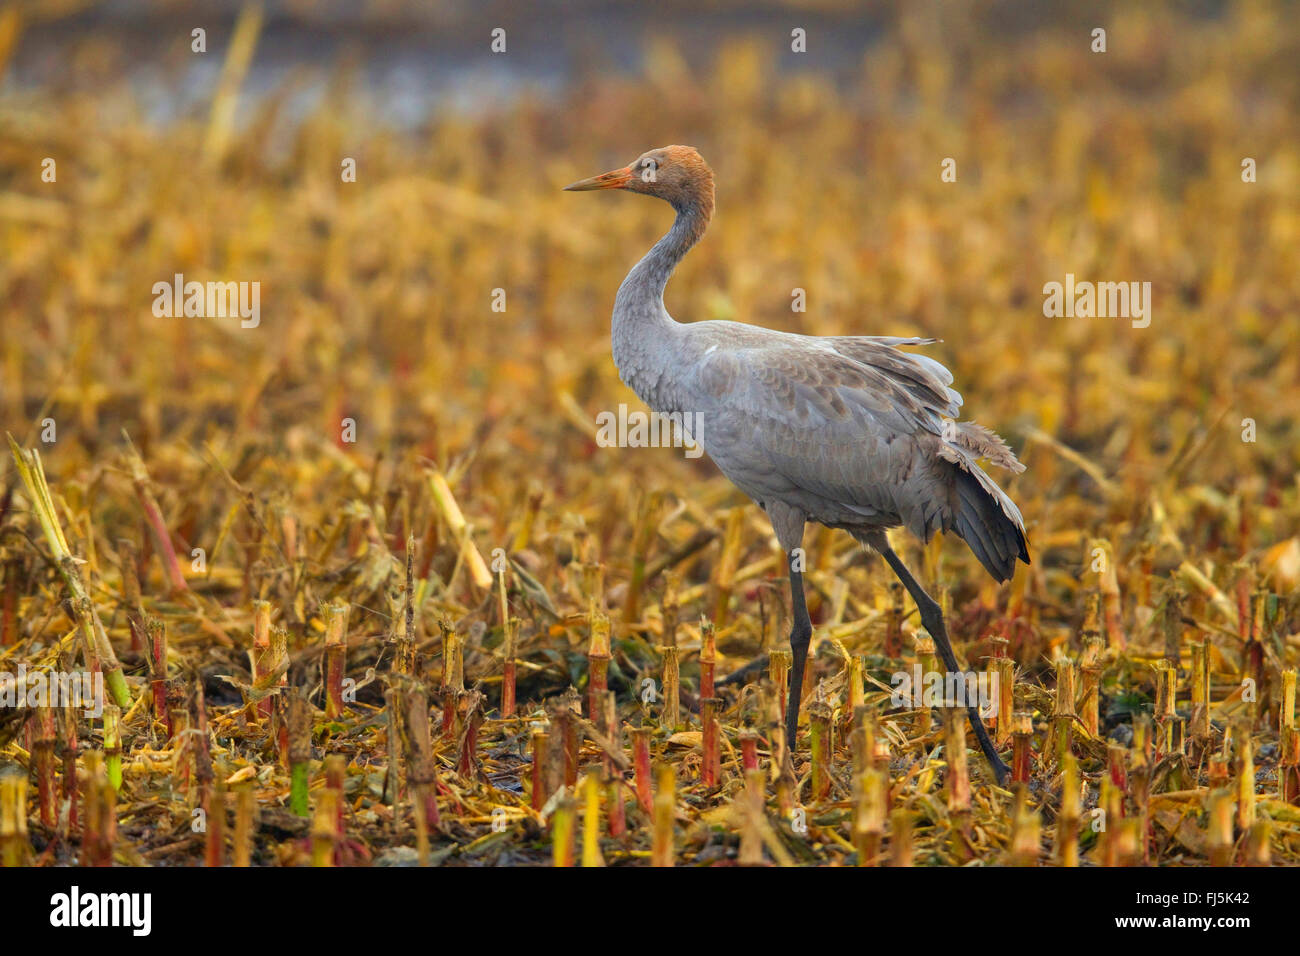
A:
967;702;1011;785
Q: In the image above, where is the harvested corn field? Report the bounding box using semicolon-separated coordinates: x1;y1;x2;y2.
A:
0;0;1298;892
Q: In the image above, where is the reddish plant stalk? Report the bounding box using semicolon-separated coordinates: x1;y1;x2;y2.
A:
701;698;720;789
457;692;484;778
31;708;57;827
324;755;347;863
322;603;348;719
1011;711;1033;784
632;727;653;814
1107;743;1128;792
128;455;188;593
233;787;254;867
61;702;79;831
605;771;626;838
563;710;580;788
739;731;759;773
440;627;462;742
0;556;17;647
531;729;550;812
501;618;518;718
205;786;225;867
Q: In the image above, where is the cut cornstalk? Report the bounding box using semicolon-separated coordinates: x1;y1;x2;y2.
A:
31;707;56;827
311;788;339;867
103;703;122;791
852;767;886;866
587;612;610;727
322;602;349;719
247;599;271;721
699;619;717;700
1190;637;1211;745
1008;796;1040;865
0;766;28;866
944;706;970;817
632;726;653;814
1056;751;1080;867
1235;725;1255;831
581;773;604;867
61;703;79;832
739;730;759;774
889;809;913;867
1206;789;1233;866
660;645;680;730
1011;711;1033;784
7;436;131;709
1052;657;1076;765
286;694;312;817
651;764;675;867
605;767;626;838
456;690;484;778
808;701;833;802
146;617;171;736
405;684;442;842
501;617;519;718
233;786;254;867
701;697;721;789
530;728;550;812
205;785;226;867
551;796;576;867
768;648;791;731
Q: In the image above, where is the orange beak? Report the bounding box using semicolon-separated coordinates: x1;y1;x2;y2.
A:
563;165;634;191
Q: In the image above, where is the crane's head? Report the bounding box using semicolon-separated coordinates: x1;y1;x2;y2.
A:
564;145;714;218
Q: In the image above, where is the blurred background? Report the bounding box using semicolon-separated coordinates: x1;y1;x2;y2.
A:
1;0;1298;653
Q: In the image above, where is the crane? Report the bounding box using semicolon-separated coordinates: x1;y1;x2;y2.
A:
565;145;1029;783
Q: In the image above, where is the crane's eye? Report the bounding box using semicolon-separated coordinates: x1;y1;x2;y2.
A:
639;157;660;183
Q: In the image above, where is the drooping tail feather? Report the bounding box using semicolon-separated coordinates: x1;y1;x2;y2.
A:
953;466;1030;582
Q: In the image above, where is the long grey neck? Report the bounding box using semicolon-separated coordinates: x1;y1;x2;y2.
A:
611;203;707;411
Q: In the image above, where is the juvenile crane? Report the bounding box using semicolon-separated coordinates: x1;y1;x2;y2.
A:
566;146;1028;783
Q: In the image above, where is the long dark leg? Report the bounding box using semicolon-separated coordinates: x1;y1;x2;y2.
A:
785;560;813;748
877;543;1010;784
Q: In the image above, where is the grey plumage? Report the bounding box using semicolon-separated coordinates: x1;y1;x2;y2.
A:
579;146;1029;582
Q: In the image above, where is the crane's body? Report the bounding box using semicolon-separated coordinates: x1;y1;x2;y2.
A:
568;145;1028;783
